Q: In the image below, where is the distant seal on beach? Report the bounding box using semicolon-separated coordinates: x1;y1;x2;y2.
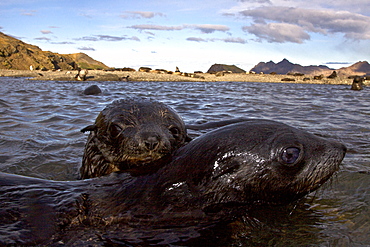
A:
350;77;364;90
0;120;346;245
75;69;88;81
83;85;102;95
121;75;130;81
79;98;190;179
327;71;337;79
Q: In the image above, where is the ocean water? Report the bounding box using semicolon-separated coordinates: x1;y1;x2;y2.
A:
0;77;369;246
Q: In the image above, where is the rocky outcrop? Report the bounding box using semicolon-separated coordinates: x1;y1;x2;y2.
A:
337;61;370;76
250;59;331;75
250;59;370;76
0;32;109;70
207;64;246;73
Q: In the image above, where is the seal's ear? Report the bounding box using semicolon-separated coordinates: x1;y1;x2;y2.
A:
81;124;97;133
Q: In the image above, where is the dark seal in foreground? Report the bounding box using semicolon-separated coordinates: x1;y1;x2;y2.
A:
0;120;346;245
80;98;190;179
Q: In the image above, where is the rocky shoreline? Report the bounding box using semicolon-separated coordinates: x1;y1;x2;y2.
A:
0;69;366;85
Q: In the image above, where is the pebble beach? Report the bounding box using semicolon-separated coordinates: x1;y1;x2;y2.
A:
0;69;364;85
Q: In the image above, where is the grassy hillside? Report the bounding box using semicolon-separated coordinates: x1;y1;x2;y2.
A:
0;32;109;70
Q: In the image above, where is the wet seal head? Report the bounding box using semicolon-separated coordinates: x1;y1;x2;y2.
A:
80;98;190;179
156;119;347;212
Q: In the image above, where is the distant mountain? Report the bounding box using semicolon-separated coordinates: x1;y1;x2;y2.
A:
250;59;331;75
207;64;246;73
250;59;370;76
0;32;109;70
337;61;370;76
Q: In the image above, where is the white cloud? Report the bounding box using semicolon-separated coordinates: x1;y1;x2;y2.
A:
325;61;352;65
238;0;272;3
187;37;207;42
238;6;370;42
75;35;140;42
188;24;230;33
243;22;310;43
186;36;247;44
51;41;75;45
128;24;230;34
228;0;370;13
273;0;370;14
144;31;155;36
40;30;52;34
21;10;37;16
34;37;51;41
220;37;247;44
128;24;183;31
78;46;95;51
120;11;165;19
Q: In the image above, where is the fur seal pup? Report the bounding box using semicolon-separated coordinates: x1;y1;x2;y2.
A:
80;98;190;179
0;120;346;245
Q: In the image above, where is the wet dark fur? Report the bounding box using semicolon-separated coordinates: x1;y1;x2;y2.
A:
0;120;346;245
80;98;190;179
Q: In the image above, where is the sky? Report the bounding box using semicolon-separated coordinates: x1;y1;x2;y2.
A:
1;0;370;72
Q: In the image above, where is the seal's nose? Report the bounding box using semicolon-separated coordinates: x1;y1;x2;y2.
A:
143;134;160;151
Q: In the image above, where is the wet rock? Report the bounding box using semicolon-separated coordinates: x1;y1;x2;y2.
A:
281;78;296;82
122;67;136;72
83;85;102;95
313;75;324;80
139;67;152;72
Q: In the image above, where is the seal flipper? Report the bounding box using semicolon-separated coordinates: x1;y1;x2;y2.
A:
81;125;97;133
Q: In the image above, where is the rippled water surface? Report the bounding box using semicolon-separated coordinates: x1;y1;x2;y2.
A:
0;77;369;246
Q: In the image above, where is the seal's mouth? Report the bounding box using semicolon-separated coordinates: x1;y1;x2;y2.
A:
119;151;171;169
116;154;172;176
127;153;163;164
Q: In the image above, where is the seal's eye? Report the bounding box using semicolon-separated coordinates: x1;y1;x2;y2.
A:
280;147;301;165
169;126;181;139
109;124;123;138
